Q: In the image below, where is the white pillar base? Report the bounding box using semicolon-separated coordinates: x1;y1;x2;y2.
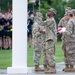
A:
7;67;27;74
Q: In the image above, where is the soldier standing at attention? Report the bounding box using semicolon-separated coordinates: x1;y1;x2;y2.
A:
60;11;75;72
58;7;71;71
32;12;43;72
40;8;57;73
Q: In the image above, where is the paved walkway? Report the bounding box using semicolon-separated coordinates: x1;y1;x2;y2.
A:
0;62;75;75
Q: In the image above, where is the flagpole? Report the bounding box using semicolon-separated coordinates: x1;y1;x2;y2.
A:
8;2;9;6
29;0;35;12
7;1;10;13
0;8;1;12
39;0;40;12
33;2;34;12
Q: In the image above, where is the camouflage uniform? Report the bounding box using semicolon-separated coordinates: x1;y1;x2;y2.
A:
40;8;57;73
58;17;68;27
63;18;75;65
58;7;71;54
40;16;57;69
58;17;68;58
32;15;42;66
61;11;75;72
58;7;71;64
58;7;71;28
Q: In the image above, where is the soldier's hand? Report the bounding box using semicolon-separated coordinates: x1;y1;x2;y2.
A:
58;27;66;34
46;16;50;21
40;30;45;34
57;27;62;34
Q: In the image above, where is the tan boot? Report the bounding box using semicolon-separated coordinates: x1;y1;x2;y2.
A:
63;64;70;72
44;65;49;71
45;66;56;74
69;65;75;72
35;65;44;72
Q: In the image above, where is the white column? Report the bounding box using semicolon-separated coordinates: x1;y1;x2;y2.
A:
7;0;27;74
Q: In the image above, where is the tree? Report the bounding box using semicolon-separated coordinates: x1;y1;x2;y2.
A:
66;0;75;9
28;0;75;22
0;0;12;12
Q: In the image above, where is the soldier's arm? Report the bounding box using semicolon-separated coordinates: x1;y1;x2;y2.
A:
54;22;57;37
40;20;47;26
32;24;41;37
40;18;54;27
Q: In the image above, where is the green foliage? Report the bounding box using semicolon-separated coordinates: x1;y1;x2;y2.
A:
40;2;50;12
50;0;65;23
28;0;75;40
28;2;33;4
0;0;12;12
28;0;75;23
37;0;66;22
66;0;75;9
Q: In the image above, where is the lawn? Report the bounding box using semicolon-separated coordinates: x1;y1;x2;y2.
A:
0;41;64;69
0;50;12;69
27;41;64;67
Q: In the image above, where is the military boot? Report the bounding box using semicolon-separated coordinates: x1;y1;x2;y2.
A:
63;64;70;72
35;65;44;72
45;66;56;74
69;65;75;72
44;65;49;72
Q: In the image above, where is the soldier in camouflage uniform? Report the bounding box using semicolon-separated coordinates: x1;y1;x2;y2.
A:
58;7;71;71
61;11;75;72
40;8;57;73
32;12;43;72
40;20;47;72
58;7;71;28
72;9;75;19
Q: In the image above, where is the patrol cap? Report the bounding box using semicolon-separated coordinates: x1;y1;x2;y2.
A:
36;12;43;18
65;7;71;11
48;8;56;15
72;9;75;14
65;7;71;13
65;10;73;16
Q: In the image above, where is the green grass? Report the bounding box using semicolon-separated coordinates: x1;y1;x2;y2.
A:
0;50;12;69
27;41;64;67
0;41;64;69
55;42;64;62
